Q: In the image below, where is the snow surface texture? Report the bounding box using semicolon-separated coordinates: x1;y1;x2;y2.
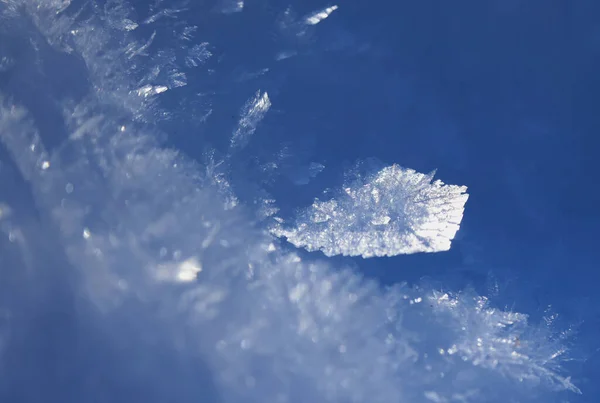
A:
272;162;469;257
0;1;580;402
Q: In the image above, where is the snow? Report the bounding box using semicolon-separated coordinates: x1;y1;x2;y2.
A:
272;162;469;257
0;1;581;402
305;5;339;26
231;90;272;150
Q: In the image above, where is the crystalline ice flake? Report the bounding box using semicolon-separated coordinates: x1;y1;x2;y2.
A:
305;5;339;25
230;90;271;149
272;163;469;257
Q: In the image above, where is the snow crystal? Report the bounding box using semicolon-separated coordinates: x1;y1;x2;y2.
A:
230;90;271;149
125;31;156;58
185;43;212;68
305;5;339;25
143;8;185;25
272;163;469;257
134;84;169;97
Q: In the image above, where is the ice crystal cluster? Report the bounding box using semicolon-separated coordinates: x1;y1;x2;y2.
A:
272;163;469;257
0;1;580;402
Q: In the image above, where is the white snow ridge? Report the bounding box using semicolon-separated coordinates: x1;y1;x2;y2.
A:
272;163;469;257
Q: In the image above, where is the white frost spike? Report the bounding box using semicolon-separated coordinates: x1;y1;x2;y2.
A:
230;90;271;149
272;163;469;257
143;8;185;25
305;5;339;25
126;31;156;59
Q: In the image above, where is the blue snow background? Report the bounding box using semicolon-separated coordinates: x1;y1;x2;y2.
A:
1;0;599;401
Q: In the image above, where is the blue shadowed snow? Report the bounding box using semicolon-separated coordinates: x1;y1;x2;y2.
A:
0;0;599;402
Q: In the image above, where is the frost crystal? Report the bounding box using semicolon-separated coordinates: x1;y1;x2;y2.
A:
305;5;339;25
134;84;169;97
230;90;271;149
185;43;212;68
143;8;185;25
272;163;469;257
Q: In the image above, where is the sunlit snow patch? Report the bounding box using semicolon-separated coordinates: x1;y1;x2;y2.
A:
272;163;469;257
